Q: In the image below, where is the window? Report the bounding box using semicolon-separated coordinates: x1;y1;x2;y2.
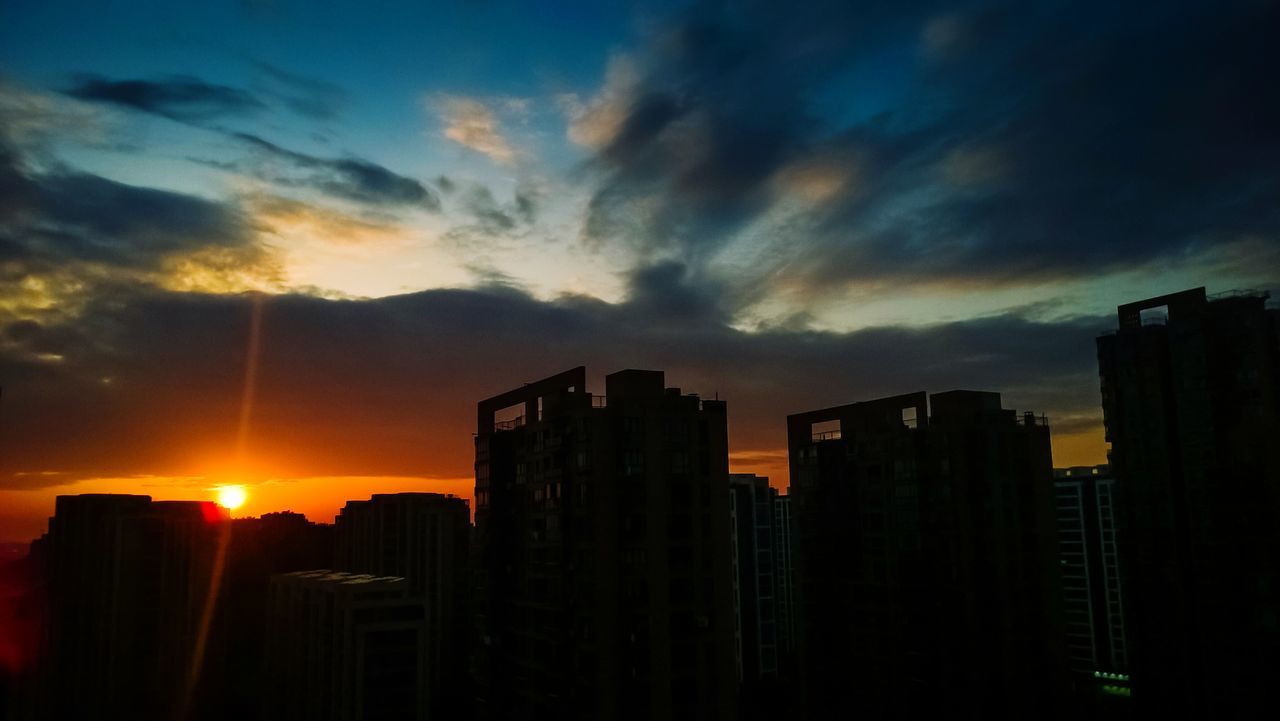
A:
669;452;689;473
811;419;840;442
623;451;645;477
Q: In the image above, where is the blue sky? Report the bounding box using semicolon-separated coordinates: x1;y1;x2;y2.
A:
1;0;1277;537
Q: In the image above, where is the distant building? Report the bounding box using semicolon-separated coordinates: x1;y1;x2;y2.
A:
335;493;470;717
473;367;737;721
727;474;793;718
265;570;428;721
34;495;226;720
1097;288;1280;718
787;391;1067;720
1053;465;1130;703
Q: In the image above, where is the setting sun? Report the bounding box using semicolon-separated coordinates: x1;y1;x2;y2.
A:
215;485;247;511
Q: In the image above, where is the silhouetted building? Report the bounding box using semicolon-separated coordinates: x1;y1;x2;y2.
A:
335;493;470;717
1097;288;1280;718
0;543;42;721
728;474;792;718
788;391;1067;720
196;511;335;720
771;492;795;664
265;570;427;721
473;367;737;721
32;495;226;720
1054;465;1131;710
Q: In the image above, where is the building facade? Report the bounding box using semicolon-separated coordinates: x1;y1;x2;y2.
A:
335;493;470;717
787;391;1067;720
1097;288;1280;718
33;495;226;720
473;367;737;721
727;474;793;718
265;570;428;721
1053;465;1129;703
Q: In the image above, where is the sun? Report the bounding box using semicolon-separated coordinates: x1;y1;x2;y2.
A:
215;485;247;511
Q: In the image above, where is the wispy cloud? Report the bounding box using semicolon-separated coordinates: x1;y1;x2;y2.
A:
201;132;440;210
65;74;265;122
432;95;518;164
557;53;640;150
570;0;1280;315
252;61;348;120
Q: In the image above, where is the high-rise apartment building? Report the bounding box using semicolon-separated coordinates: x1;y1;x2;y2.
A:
265;570;427;721
33;495;226;720
1053;465;1129;703
771;492;795;665
727;474;793;717
197;511;335;719
473;367;736;721
1097;288;1280;718
787;391;1066;720
335;493;470;717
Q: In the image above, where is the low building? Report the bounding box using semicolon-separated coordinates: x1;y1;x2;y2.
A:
265;570;428;721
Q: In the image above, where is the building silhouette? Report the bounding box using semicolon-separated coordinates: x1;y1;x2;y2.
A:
31;495;226;720
197;512;335;720
787;391;1067;720
265;570;427;721
1097;288;1280;718
727;474;793;718
335;493;470;717
472;367;737;721
770;491;795;671
1053;465;1130;710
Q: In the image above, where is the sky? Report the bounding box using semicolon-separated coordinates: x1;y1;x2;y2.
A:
1;0;1277;541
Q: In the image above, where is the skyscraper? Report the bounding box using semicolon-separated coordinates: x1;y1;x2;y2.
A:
473;367;736;721
197;511;335;719
1053;465;1129;704
787;390;1067;720
1097;287;1280;718
335;493;470;717
33;495;226;720
727;474;792;718
265;570;427;721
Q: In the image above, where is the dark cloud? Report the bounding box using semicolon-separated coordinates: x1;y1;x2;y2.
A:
216;132;440;210
581;0;1280;292
463;185;517;232
0;280;1108;486
446;183;540;238
0;141;255;276
65;74;266;122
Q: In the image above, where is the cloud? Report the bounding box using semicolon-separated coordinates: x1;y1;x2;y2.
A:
0;277;1110;490
248;193;408;246
0;118;280;318
571;0;1280;306
433;95;517;164
65;74;266;122
559;54;641;150
452;182;540;236
252;61;347;120
0;141;260;276
210;132;440;210
0;81;110;154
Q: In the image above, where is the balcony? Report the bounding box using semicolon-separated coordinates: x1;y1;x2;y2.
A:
494;415;525;431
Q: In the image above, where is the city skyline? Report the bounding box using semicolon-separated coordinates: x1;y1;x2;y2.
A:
3;0;1279;543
